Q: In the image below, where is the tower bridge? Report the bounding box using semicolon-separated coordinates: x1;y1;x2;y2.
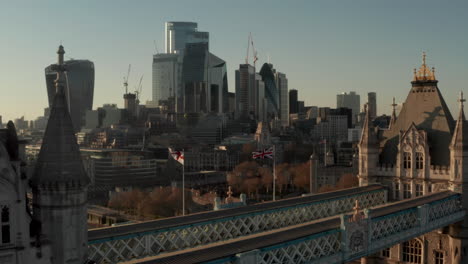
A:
126;191;465;264
88;185;387;263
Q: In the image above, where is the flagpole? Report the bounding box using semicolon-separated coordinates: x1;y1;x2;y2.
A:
182;148;185;216
324;140;327;167
273;145;276;201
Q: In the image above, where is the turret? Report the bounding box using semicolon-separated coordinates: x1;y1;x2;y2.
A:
358;105;379;186
30;45;90;264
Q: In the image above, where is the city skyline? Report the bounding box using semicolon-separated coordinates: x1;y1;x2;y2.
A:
1;0;468;122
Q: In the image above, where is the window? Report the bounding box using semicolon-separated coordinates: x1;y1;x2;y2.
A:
428;184;432;193
416;184;423;197
403;183;411;199
403;152;411;169
1;206;10;244
381;248;390;258
403;239;422;263
434;251;444;264
416;152;424;170
394;183;400;200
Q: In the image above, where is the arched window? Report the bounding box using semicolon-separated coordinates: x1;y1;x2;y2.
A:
403;239;422;263
403;152;411;169
416;152;424;170
1;206;10;244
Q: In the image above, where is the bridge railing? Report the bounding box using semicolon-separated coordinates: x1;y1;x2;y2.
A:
88;186;387;263
204;192;465;264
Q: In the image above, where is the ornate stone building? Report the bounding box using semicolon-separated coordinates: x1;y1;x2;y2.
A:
0;45;89;264
358;53;468;263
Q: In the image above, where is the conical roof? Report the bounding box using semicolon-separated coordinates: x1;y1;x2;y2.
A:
380;55;454;165
450;92;468;150
31;46;89;187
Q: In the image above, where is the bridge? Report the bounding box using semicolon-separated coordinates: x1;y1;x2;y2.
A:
127;191;465;264
88;185;386;263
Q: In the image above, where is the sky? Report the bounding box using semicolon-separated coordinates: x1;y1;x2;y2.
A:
0;0;467;122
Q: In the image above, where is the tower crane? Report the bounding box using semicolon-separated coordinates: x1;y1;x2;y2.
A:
245;32;258;67
123;64;131;94
135;75;144;104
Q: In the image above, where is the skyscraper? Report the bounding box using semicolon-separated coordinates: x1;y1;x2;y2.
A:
181;42;209;113
165;22;208;55
275;71;289;127
152;53;179;107
336;91;360;125
45;59;94;131
259;63;279;119
289;89;298;114
235;64;256;119
368;92;377;120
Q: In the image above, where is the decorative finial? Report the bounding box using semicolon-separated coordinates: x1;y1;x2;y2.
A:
459;91;465;108
391;97;397;109
422;51;426;65
54;45;66;94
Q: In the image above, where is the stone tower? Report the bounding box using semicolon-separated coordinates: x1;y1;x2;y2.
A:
30;45;90;264
358;106;379;186
449;92;468;263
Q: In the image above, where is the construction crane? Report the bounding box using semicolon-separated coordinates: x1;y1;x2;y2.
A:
135;75;144;104
123;64;131;94
245;33;259;67
153;40;160;54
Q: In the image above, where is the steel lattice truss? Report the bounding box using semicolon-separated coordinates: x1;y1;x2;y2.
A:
214;193;465;264
88;190;386;263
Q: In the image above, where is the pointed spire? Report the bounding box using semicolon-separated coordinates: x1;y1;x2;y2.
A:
389;97;397;128
31;45;89;187
359;103;378;147
414;51;436;81
450;91;468;149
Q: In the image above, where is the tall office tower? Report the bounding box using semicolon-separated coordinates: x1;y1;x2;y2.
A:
259;63;279;119
165;22;209;55
336;91;360;125
275;71;289;127
152;53;179;107
45;59;94;131
181;42;209;113
367;92;377;120
208;53;228;113
235;64;256;119
255;73;266;122
289;89;298;114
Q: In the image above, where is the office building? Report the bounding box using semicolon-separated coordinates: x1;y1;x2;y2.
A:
235;64;256;119
368;92;377;120
255;73;267;122
45;59;94;131
152;53;179;107
336;91;360;125
165;22;208;55
259;63;279;119
208;53;228;113
275;71;289;127
289;89;298;114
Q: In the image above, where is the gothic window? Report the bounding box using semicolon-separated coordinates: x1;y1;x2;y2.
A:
403;152;411;169
394;183;400;200
1;206;10;244
402;239;422;263
403;183;411;199
416;152;424;170
415;184;423;197
381;247;390;258
434;250;444;264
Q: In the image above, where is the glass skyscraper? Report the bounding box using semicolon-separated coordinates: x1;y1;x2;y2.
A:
45;60;94;131
152;53;179;107
259;63;279;119
165;22;208;55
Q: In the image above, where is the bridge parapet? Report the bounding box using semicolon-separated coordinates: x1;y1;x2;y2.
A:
88;186;387;263
203;192;465;264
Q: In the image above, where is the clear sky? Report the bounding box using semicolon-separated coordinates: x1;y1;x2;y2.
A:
0;0;467;122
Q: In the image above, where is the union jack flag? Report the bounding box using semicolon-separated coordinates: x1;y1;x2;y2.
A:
169;148;184;165
252;147;274;160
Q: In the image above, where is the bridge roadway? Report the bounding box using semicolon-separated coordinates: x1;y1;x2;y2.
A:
133;191;465;264
88;185;387;263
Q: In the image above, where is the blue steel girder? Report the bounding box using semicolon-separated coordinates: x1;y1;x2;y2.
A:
88;186;387;263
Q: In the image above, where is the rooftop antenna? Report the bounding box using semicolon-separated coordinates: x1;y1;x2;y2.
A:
123;64;131;94
153;40;160;54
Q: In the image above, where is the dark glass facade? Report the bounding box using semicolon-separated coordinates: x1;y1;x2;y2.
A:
259;63;279;118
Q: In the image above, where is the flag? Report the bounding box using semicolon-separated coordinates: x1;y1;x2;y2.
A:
252;147;274;160
169;148;184;165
